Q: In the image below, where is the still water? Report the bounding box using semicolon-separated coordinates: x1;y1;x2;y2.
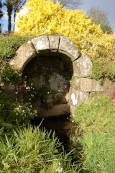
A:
32;115;76;149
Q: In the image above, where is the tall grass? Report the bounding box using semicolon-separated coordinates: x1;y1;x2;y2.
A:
72;96;115;173
0;126;76;173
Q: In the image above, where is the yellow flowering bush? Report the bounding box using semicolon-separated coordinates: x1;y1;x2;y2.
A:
15;0;115;63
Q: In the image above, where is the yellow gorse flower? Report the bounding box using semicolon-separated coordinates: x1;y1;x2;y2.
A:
15;0;115;62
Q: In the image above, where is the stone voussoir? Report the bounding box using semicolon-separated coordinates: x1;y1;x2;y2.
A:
72;78;104;92
59;36;80;61
32;35;50;52
73;53;92;77
48;34;60;51
9;41;37;71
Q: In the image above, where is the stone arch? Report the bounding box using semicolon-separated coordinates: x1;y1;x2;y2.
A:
10;35;93;117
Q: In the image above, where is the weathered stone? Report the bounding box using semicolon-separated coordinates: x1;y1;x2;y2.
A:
39;104;70;117
73;53;92;77
69;87;89;115
89;92;104;98
69;87;89;106
32;35;49;52
59;36;80;61
31;76;46;89
49;73;69;92
72;78;104;92
48;35;60;51
10;42;36;71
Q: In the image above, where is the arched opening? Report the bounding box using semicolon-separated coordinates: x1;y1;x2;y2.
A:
9;35;92;152
23;51;73;117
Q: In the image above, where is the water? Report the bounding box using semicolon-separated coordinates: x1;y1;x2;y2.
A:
31;115;76;149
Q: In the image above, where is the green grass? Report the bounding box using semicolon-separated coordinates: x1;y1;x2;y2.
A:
72;96;115;173
0;126;76;173
90;59;115;82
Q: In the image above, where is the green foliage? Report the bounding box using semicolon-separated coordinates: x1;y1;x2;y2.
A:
90;59;115;81
0;63;21;84
0;126;76;172
0;35;31;59
0;93;37;137
101;23;113;34
90;59;103;80
72;96;115;173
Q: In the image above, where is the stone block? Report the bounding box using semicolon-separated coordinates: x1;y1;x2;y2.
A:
73;53;92;77
69;87;89;116
10;42;36;71
59;36;80;61
32;35;49;52
72;78;104;92
48;35;60;50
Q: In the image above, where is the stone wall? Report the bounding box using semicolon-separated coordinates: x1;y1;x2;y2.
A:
9;35;115;117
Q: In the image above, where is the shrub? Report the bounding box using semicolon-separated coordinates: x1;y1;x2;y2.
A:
15;0;115;64
90;59;115;81
0;63;21;84
0;126;76;172
72;96;115;172
0;93;37;138
0;35;31;60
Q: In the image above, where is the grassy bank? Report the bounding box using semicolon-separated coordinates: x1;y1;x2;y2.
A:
72;96;115;172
